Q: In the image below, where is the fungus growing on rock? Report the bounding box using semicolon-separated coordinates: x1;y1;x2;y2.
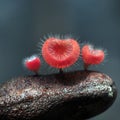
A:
82;44;105;70
42;37;80;72
24;55;41;75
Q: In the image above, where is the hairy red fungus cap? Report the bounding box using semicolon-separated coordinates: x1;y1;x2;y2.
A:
24;55;41;73
42;37;80;68
82;44;105;65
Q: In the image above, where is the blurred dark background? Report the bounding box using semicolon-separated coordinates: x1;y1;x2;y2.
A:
0;0;120;119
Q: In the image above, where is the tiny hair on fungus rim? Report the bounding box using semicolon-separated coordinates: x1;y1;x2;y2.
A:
41;37;80;69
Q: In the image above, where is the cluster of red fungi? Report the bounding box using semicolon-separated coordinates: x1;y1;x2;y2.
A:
24;37;105;74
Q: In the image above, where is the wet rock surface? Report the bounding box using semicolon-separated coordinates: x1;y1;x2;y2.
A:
0;70;117;120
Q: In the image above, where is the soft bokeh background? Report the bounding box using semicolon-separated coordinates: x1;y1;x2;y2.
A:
0;0;120;119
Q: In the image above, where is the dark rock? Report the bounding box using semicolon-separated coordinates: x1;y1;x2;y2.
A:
0;70;117;120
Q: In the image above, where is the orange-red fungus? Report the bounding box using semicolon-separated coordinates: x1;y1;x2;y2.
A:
24;55;41;73
42;37;80;68
82;44;105;65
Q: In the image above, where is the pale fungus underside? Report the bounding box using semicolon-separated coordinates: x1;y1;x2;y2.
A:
0;70;117;120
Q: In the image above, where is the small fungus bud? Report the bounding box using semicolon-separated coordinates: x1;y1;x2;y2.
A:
24;55;41;74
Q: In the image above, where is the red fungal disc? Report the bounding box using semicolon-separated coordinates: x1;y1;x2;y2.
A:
42;37;80;68
82;45;105;65
24;55;41;72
